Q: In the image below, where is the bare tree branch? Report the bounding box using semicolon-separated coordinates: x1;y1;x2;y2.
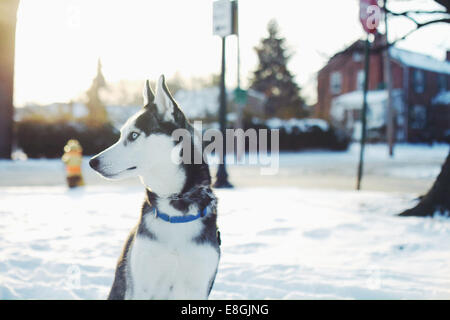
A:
370;16;450;53
389;9;448;15
392;17;450;43
385;7;449;26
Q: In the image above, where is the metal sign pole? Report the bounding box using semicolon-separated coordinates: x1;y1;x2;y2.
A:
214;36;233;188
212;0;235;188
357;0;379;190
383;0;395;157
356;36;371;190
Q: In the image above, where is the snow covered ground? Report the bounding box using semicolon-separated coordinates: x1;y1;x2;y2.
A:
2;143;449;193
0;143;448;299
1;186;449;300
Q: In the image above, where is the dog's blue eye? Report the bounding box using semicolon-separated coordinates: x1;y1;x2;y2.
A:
128;132;140;141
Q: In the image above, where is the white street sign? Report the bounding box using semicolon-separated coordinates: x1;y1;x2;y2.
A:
213;0;233;37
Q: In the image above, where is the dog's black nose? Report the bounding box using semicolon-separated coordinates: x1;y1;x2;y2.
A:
89;157;100;169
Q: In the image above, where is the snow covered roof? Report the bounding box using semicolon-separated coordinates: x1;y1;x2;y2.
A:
330;89;404;130
432;91;450;106
247;88;266;101
72;103;89;118
389;47;450;74
174;87;221;119
332;90;388;109
265;117;329;133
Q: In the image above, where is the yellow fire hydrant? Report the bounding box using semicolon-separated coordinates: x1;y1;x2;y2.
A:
62;139;85;188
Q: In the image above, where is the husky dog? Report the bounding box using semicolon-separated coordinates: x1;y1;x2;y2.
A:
89;75;220;300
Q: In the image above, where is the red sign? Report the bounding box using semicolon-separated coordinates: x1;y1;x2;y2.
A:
360;0;380;34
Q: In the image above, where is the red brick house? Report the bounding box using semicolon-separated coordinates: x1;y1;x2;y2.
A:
316;34;450;142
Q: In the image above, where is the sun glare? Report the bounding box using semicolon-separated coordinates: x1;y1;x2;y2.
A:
13;0;449;106
14;0;221;106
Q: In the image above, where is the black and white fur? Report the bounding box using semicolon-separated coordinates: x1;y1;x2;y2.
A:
89;75;220;300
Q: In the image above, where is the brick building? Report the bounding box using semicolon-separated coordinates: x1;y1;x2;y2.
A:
316;34;450;142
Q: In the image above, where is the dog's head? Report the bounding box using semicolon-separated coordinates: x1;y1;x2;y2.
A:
89;75;189;184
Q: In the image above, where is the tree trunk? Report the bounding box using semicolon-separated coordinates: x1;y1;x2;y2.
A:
0;0;19;159
399;151;450;217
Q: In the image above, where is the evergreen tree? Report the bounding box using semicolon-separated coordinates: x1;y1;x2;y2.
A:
86;59;108;126
250;20;306;119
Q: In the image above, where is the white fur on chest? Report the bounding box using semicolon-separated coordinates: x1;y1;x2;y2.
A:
126;216;219;300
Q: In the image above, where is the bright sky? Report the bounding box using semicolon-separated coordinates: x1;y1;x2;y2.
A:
14;0;450;106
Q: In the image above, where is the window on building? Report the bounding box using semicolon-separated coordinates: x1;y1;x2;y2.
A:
352;52;362;62
413;69;425;93
330;71;342;95
410;105;427;129
438;74;447;92
353;109;362;121
356;69;365;91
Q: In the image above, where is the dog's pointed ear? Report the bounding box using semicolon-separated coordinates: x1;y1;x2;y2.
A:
143;80;155;106
155;74;185;123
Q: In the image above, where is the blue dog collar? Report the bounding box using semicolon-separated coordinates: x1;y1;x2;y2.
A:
153;206;209;223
